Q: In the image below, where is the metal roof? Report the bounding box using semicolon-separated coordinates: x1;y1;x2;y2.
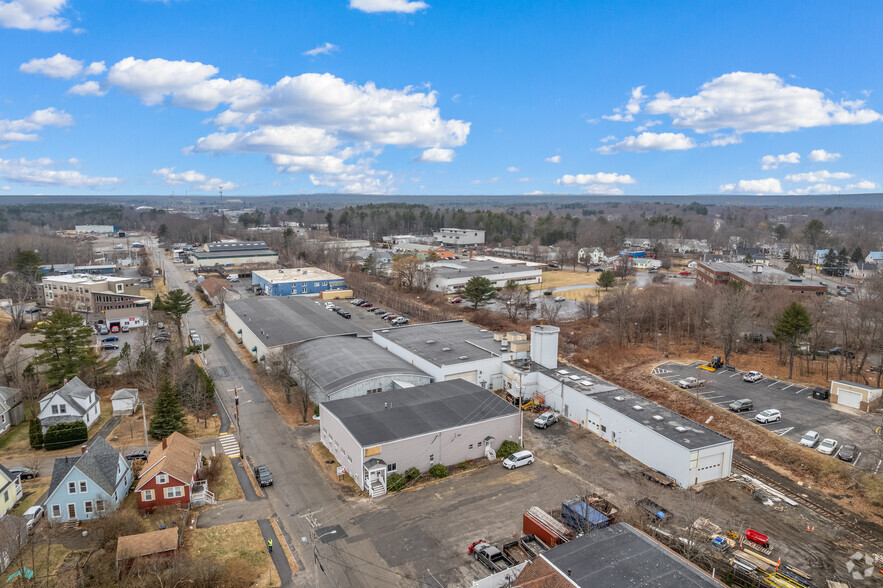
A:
373;320;499;368
292;336;430;398
537;523;723;587
321;379;518;446
227;296;366;350
431;260;539;280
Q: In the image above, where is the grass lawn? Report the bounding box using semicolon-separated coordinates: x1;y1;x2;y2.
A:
0;420;29;452
540;270;601;289
184;412;222;440
309;443;364;497
7;540;71;584
10;476;51;516
3;398;113;460
211;455;245;502
188;521;280;588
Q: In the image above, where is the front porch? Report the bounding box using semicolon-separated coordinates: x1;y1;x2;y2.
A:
363;459;387;498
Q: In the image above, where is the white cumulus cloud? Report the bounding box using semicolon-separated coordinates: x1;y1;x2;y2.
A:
0;157;119;188
414;147;454;163
785;170;852;182
788;183;840;195
603;86;645;122
760;152;800;170
20;53;82;78
845;180;878;191
545;155;561;163
349;0;428;13
67;81;106;96
0;107;73;142
719;178;783;194
705;133;742;147
634;120;662;132
598;132;695;154
647;72;882;134
0;0;69;31
85;61;105;75
580;184;625;196
556;172;636;185
152;167;237;193
506;166;519;172
808;149;841;162
303;42;339;57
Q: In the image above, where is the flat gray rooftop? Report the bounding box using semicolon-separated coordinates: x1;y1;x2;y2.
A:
541;523;722;587
530;362;731;449
292;335;430;397
700;261;825;287
321;379;518;446
227;297;366;349
207;241;268;252
193;250;277;259
373;320;499;367
432;260;539;279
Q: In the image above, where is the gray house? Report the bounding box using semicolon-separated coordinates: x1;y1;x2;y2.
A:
0;386;24;437
37;377;101;434
320;380;519;497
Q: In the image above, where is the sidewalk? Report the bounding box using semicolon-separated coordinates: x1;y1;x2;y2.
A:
258;519;293;587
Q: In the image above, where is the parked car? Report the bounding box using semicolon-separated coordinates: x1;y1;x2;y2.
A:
755;409;781;424
360;302;373;308
337;311;351;319
392;317;409;325
817;438;838;455
554;296;566;302
450;296;463;303
503;450;534;470
154;334;171;343
798;431;820;447
593;267;604;272
677;377;705;389
742;371;764;383
828;347;856;359
125;450;149;462
110;325;120;333
728;398;754;413
23;506;44;532
679;270;691;276
99;326;109;335
102;336;119;342
533;411;559;429
254;465;274;487
837;444;856;462
8;466;38;480
121;325;130;333
157;322;165;330
351;299;364;305
101;343;120;350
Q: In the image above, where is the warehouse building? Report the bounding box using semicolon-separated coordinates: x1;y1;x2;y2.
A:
696;261;826;296
320;379;519;497
288;335;432;401
427;260;543;293
75;225;117;235
191;241;279;268
252;267;346;297
503;326;733;488
224;296;366;362
372;320;512;389
515;523;724;587
433;227;485;246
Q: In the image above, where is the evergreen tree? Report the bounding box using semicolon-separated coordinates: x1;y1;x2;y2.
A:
597;270;616;290
29;418;43;449
850;246;864;263
836;248;849;277
153;289;193;344
148;380;186;439
822;249;838;276
785;258;804;276
22;309;110;387
773;302;813;379
14;250;43;284
462;276;496;309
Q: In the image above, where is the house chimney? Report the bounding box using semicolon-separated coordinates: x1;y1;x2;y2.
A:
63;378;68;386
162;437;167;450
81;445;87;454
567;569;572;577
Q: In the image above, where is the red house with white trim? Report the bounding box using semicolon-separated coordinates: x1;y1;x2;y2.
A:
135;432;206;513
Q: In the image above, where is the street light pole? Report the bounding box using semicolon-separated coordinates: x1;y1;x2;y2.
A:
140;401;149;452
228;386;243;456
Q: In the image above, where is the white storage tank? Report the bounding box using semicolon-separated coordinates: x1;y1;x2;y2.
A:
530;325;560;369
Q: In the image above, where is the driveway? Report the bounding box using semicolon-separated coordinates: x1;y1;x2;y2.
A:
654;361;882;475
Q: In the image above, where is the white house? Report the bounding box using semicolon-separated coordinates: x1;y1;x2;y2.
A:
37;377;101;434
111;388;139;415
847;262;879;279
577;247;607;266
865;251;883;264
813;249;835;265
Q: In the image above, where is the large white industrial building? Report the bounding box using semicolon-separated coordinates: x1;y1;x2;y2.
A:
427;260;543;294
433;227;486;246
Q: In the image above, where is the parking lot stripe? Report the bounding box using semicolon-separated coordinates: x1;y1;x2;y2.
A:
767;381;779;387
729;372;742;378
875;460;881;475
795;387;808;394
700;395;724;400
853;453;862;467
772;427;793;436
782;384;794;391
713;400;733;405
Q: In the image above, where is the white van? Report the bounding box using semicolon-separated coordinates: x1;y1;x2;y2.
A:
227;274;239;282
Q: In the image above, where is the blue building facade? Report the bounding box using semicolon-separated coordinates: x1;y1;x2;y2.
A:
252;269;347;296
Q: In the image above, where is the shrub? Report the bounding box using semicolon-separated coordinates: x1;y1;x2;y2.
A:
29;418;44;449
387;472;406;492
404;467;420;480
428;464;448;478
543;290;553;296
314;405;320;417
43;421;87;450
497;440;520;460
457;462;469;470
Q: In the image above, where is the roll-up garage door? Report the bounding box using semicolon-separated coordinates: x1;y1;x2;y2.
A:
445;371;477;384
696;453;723;483
836;388;862;409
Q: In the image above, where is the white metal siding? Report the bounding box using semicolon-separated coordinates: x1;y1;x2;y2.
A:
837;388;862;409
445;371;477;384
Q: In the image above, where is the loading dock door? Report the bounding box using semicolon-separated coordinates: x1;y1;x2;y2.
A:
445;371;477;384
696;453;723;483
836;388;862;409
585;410;601;435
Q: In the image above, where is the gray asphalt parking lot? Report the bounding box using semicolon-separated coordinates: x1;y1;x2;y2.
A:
654;361;882;476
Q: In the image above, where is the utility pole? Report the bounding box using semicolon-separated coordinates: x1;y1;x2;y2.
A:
518;371;524;448
141;401;149;452
228;386;243;456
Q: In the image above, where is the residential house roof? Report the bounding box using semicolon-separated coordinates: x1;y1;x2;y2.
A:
116;527;179;561
321;379;518;447
867;251;883;261
40;377;96;417
0;386;20;411
199;277;235;300
136;432;202;491
0;464;16;495
111;388;139;401
47;437;126;498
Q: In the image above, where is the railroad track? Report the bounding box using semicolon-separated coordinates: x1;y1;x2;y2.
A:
734;461;880;549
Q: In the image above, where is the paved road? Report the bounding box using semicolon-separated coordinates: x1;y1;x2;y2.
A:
154;240;385;587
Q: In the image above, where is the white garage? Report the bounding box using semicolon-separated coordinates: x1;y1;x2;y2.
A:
830;380;881;412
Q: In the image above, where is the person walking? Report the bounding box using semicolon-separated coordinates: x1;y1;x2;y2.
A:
267;538;273;553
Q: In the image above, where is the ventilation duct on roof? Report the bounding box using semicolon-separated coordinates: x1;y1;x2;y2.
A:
442;347;452;352
458;356;469;360
632;405;643;411
614;396;625;401
652;415;664;421
675;426;688;432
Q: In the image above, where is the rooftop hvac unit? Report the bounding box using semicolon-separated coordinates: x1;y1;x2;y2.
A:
675;426;688;432
557;369;569;375
652;415;664;421
613;396;625;402
426;340;436;344
632;405;644;411
579;380;593;387
568;375;580;381
458;356;469;360
442;347;452;352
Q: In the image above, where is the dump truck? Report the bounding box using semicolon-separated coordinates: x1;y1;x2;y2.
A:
468;540;515;572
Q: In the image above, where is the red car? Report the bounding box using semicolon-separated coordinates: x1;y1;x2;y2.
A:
679;270;691;276
360;302;373;308
450;296;463;303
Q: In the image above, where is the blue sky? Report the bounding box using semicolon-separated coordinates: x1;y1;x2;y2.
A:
0;0;881;197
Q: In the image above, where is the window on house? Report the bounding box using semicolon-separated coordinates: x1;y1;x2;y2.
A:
79;481;87;493
142;489;155;501
52;405;59;415
51;504;61;518
95;499;105;512
60;405;66;414
164;486;184;499
429;454;434;463
84;501;93;515
477;441;482;447
386;463;397;472
68;481;77;494
2;490;7;502
469;444;474;450
157;474;168;485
